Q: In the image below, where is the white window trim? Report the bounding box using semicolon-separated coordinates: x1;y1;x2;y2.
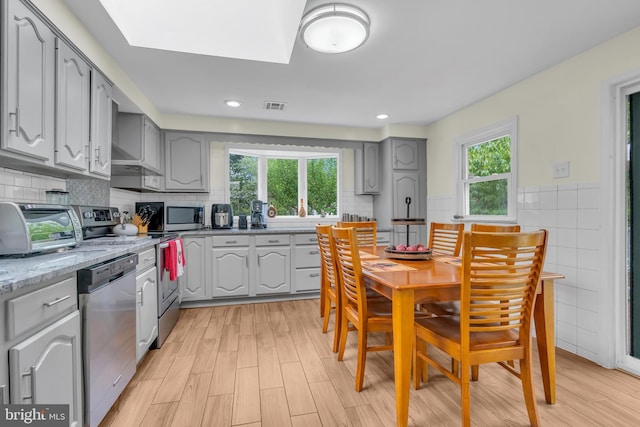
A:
454;116;518;223
226;143;342;218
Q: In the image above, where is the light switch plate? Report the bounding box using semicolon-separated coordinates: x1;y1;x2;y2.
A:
553;161;570;178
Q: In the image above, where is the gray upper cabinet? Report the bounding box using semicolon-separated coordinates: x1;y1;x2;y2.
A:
3;0;56;162
112;113;162;175
55;38;90;172
392;139;419;170
89;69;112;177
164;132;209;192
355;142;380;194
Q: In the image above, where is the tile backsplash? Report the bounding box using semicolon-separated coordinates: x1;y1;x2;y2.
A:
0;167;66;203
66;179;110;206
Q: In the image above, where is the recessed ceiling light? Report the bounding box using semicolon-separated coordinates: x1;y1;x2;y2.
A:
376;114;389;120
225;100;242;108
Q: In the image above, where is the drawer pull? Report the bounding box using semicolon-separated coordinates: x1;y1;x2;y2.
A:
144;257;155;262
43;295;71;307
309;273;320;278
226;240;237;244
309;238;317;242
268;239;280;244
308;250;319;255
113;374;122;387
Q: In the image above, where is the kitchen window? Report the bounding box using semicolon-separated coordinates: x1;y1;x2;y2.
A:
228;146;339;217
455;116;517;221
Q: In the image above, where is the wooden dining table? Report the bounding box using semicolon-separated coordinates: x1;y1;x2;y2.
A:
361;246;564;427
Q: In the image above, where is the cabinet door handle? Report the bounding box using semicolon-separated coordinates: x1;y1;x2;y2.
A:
245;256;248;268
113;374;122;387
43;294;70;307
0;385;5;404
22;366;36;402
9;107;19;133
137;289;143;305
95;146;101;164
159;242;169;249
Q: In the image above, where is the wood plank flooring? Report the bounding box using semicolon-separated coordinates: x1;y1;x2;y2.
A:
100;299;640;426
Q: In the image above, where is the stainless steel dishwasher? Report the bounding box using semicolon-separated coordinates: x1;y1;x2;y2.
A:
77;253;138;427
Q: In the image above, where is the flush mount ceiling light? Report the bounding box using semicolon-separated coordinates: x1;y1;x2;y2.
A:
299;3;370;54
224;100;242;108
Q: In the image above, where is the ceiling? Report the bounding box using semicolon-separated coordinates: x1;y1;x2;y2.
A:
64;0;640;129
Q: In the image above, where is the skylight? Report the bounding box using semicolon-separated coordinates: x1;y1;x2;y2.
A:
98;0;306;64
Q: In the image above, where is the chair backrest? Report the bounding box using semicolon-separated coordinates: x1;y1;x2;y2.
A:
337;221;377;248
470;223;521;232
332;226;368;318
459;230;547;348
428;222;464;256
316;224;339;294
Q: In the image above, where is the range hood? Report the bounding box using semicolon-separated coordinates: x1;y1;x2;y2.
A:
111;160;163;176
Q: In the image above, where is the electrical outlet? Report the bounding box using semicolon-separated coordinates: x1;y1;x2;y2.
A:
553;161;570;178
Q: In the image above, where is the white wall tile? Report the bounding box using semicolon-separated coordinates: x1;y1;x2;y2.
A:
539;210;557;229
577;288;599;312
577;209;600;230
557;246;578;268
557;302;577;325
558;189;578;209
577;249;600;271
557;209;577;228
557;228;577;248
578;188;600;209
577;229;600;250
577;328;599;355
577;267;600;292
577;308;599;333
557;321;577;346
556;282;577;306
539;190;557;210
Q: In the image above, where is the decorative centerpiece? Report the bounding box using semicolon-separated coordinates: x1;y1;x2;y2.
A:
386;196;430;259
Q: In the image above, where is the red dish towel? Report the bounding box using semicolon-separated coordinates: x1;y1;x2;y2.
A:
164;238;186;281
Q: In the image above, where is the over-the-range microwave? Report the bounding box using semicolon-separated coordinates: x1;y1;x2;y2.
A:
135;202;204;232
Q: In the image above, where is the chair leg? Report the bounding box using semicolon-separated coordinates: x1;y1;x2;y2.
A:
332;300;341;353
452;359;459;377
337;312;349;361
322;300;331;334
355;328;368;391
413;336;426;390
520;351;541;426
460;362;471;427
471;365;479;381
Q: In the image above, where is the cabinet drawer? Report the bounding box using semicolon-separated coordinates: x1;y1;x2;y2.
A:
296;246;321;268
212;235;250;247
294;234;318;245
255;234;289;246
7;276;77;340
377;232;391;244
137;247;156;272
295;268;321;292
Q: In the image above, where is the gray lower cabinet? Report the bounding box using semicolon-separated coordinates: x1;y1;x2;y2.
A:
164;132;209;192
136;247;158;363
9;311;83;427
293;234;321;292
3;0;56;162
256;247;291;295
180;237;209;300
211;248;250;297
3;273;83;427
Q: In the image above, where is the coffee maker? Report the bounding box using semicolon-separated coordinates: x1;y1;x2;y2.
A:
250;200;267;229
211;204;233;229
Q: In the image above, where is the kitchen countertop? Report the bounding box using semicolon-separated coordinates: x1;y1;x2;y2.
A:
0;227;392;296
0;236;157;296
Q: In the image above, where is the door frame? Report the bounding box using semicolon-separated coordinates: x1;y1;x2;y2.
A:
600;67;640;375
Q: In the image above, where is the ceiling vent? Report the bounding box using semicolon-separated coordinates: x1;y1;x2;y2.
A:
264;101;287;111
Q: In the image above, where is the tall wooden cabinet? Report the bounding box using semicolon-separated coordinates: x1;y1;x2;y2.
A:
373;137;427;245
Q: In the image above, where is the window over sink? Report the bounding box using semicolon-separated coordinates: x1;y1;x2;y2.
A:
228;145;340;217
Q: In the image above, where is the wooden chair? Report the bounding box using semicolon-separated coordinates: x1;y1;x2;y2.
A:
337;221;377;249
471;223;521;233
428;222;464;256
333;226;411;391
413;230;548;427
316;224;342;353
424;224;521;317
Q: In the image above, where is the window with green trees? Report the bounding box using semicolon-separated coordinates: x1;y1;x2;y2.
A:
229;147;339;217
457;117;517;220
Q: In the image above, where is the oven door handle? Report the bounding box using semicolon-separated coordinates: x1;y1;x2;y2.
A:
159;242;170;249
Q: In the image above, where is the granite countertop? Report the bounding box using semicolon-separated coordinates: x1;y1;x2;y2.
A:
180;227;392;236
0;236;157;296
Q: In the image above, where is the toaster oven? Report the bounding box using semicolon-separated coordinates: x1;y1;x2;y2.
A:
0;202;83;255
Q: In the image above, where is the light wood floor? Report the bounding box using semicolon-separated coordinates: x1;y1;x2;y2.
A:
100;299;640;426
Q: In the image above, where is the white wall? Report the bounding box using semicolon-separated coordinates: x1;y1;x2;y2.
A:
424;25;640;365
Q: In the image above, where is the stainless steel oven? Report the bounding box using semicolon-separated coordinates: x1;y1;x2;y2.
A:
155;236;180;347
135;202;204;232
